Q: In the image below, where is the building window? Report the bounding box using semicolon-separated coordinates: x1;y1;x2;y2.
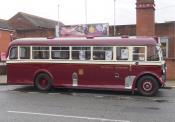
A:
160;37;169;59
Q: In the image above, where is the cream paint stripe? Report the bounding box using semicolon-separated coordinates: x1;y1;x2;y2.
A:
6;60;163;65
8;111;130;122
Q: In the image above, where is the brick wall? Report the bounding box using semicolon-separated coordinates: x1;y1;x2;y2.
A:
156;23;175;58
109;25;136;37
16;29;55;38
0;30;11;53
166;59;175;80
8;14;35;30
136;0;155;36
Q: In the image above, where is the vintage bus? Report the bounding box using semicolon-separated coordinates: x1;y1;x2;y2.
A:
6;37;166;96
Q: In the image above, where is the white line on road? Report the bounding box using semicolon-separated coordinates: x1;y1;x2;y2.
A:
7;110;130;122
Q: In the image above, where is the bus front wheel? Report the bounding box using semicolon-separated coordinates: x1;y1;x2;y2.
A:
137;75;159;96
34;73;52;91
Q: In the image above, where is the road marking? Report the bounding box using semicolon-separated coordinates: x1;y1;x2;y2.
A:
48;93;60;95
7;110;130;122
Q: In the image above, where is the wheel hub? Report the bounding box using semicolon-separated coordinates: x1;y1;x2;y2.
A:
143;81;152;91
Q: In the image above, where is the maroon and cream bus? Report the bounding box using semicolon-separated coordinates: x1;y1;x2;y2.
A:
6;37;166;96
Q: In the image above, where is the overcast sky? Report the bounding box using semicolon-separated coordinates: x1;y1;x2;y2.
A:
0;0;175;25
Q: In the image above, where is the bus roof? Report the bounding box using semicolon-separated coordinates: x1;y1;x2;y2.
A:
9;37;157;47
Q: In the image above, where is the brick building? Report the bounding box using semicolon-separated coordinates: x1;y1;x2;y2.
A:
8;12;64;38
1;1;174;80
0;19;14;60
109;0;175;80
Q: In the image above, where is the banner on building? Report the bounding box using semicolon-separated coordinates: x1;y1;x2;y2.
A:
60;23;109;37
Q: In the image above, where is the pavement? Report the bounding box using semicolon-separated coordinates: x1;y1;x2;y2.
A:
0;75;7;84
1;75;175;88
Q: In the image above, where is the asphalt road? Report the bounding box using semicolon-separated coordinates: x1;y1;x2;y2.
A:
0;85;175;122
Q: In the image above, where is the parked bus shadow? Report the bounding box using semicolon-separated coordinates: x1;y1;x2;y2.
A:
12;85;138;96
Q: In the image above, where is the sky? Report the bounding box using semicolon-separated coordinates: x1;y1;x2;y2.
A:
0;0;175;25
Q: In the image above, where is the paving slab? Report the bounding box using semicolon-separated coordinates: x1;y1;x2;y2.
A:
0;75;7;84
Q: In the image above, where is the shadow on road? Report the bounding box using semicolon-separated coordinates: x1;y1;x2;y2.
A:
6;85;170;103
11;85;147;96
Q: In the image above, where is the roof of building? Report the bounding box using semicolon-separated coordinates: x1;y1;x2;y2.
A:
9;12;64;30
0;19;14;31
10;37;157;46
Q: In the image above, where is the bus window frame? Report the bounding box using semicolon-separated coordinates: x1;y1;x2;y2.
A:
32;46;50;60
7;45;162;63
71;46;91;61
19;46;31;60
8;46;19;60
51;46;70;60
116;46;131;61
92;46;113;61
132;46;146;62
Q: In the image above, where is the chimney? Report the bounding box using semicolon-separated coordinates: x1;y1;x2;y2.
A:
136;0;155;36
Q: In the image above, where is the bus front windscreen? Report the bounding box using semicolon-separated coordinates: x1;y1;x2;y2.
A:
147;46;161;61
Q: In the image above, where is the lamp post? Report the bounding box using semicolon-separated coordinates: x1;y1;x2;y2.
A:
55;4;60;37
85;0;87;24
113;0;116;36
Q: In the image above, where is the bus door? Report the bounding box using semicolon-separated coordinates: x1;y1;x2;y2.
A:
114;47;132;89
114;64;131;89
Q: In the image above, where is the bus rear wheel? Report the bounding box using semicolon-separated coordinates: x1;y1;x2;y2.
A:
137;75;159;96
35;73;52;91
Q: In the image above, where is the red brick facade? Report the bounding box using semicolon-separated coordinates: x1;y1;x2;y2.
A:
0;30;12;53
136;0;155;36
155;22;175;58
8;12;63;38
15;29;55;38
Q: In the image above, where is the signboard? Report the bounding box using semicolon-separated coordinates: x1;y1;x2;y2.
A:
105;51;112;60
121;49;129;60
60;23;109;37
0;52;6;61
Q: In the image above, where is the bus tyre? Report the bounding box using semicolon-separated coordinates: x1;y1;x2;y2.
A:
137;75;159;96
35;73;52;91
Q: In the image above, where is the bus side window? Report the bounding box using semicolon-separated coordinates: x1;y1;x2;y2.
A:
20;47;30;59
9;47;18;59
133;47;145;61
93;47;113;60
52;47;69;59
116;47;129;60
32;46;49;59
147;46;159;61
72;47;90;60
